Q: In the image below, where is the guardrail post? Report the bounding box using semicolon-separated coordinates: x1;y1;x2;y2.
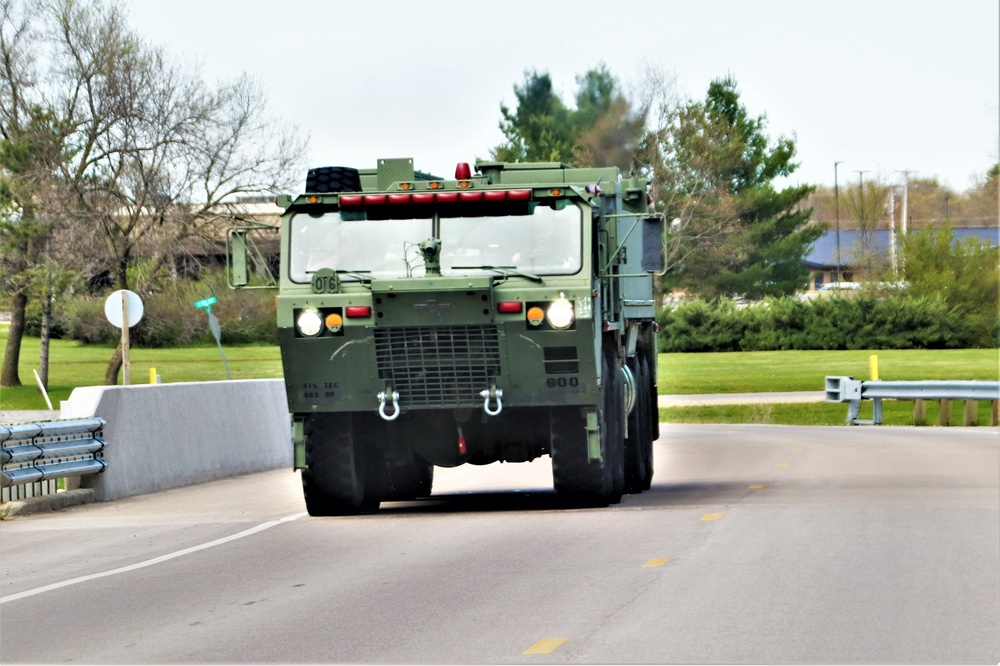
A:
913;399;927;425
961;400;977;427
938;399;952;426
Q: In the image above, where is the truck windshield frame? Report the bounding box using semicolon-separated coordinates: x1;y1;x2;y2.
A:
287;203;583;283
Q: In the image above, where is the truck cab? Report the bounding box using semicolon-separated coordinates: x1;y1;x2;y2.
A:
230;157;664;515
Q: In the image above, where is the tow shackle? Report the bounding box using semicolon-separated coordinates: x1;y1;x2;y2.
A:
377;390;401;421
479;388;504;417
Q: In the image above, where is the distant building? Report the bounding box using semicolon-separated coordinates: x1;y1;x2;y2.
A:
803;227;999;293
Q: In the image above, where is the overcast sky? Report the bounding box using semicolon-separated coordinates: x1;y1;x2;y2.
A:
125;0;999;193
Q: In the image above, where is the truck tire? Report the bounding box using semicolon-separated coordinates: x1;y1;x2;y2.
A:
639;355;654;490
607;348;625;503
551;347;623;506
624;357;649;494
304;166;362;194
382;461;434;501
624;355;654;493
302;413;381;515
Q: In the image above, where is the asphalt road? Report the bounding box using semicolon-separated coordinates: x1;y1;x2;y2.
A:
2;424;997;664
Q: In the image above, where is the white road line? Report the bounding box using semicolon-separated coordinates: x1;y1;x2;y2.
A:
1;512;307;604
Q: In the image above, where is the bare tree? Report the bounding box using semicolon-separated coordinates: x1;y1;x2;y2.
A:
843;176;892;281
1;0;306;386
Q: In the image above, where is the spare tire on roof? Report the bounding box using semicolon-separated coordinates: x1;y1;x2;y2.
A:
305;166;362;193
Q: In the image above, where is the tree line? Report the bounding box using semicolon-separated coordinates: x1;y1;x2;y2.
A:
3;0;997;391
1;0;304;387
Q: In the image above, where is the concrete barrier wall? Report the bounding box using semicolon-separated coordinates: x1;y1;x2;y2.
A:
62;379;291;501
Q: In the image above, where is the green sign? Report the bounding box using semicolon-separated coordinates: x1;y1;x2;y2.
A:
194;296;218;311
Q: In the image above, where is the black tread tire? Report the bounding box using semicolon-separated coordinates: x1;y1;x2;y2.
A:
551;407;608;503
638;355;654;491
607;348;625;504
301;413;380;516
551;345;623;506
624;357;649;494
305;166;362;194
382;461;434;501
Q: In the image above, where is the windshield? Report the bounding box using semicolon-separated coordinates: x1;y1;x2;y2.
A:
288;203;582;282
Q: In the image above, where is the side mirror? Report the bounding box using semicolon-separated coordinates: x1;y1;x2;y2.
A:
227;229;249;288
640;216;665;274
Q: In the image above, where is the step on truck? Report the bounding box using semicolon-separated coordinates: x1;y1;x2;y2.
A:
228;158;665;515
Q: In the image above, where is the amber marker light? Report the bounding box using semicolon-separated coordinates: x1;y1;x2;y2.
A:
325;312;343;332
429;181;441;189
308;196;319;204
400;182;412;190
526;306;545;326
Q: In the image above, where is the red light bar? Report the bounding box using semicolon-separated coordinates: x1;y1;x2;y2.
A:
412;192;434;204
339;194;363;207
345;306;372;318
436;192;459;203
484;190;507;201
459;191;483;202
508;189;531;200
388;193;411;204
497;301;523;314
363;195;387;205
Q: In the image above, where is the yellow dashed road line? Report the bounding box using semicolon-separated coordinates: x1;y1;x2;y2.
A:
524;638;568;654
643;557;670;568
700;512;725;521
747;484;765;490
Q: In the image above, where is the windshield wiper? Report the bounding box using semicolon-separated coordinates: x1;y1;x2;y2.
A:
451;265;543;283
334;269;372;282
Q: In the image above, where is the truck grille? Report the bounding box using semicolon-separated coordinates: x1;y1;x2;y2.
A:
374;325;502;407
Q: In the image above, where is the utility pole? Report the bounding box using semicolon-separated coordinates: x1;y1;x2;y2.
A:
888;187;897;274
896;170;915;234
834;161;843;284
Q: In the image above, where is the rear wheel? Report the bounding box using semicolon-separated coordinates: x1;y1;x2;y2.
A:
639;355;654;490
301;413;381;516
624;357;649;494
382;460;434;501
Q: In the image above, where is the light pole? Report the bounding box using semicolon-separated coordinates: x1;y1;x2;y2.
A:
834;161;843;284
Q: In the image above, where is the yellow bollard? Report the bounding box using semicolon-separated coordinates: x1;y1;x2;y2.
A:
869;354;879;380
150;367;157;384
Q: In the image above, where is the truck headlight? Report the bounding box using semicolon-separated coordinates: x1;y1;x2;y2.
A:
296;308;324;337
546;295;574;330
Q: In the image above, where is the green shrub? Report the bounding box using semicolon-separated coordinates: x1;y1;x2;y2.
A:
28;269;278;347
658;294;982;352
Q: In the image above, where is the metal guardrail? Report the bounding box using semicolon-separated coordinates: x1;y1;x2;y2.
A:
825;376;1000;425
1;418;107;497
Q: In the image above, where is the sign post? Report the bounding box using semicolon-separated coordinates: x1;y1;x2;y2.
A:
104;290;144;386
195;296;232;380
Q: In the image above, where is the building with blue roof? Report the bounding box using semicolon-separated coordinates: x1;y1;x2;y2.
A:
803;226;998;292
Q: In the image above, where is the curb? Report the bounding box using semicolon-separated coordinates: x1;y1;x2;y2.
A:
1;488;96;518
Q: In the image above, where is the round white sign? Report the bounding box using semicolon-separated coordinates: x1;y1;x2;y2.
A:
104;290;144;329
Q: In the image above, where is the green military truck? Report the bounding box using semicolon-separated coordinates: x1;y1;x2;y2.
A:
229;157;664;515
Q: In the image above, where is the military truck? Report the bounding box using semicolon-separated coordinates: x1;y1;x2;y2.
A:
229;157;664;515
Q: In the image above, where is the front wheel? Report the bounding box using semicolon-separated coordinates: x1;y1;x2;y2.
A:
551;345;624;506
301;413;382;516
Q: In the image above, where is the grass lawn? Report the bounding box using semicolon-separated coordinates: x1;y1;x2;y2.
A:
660;399;997;427
2;323;997;426
657;348;998;393
1;325;283;411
